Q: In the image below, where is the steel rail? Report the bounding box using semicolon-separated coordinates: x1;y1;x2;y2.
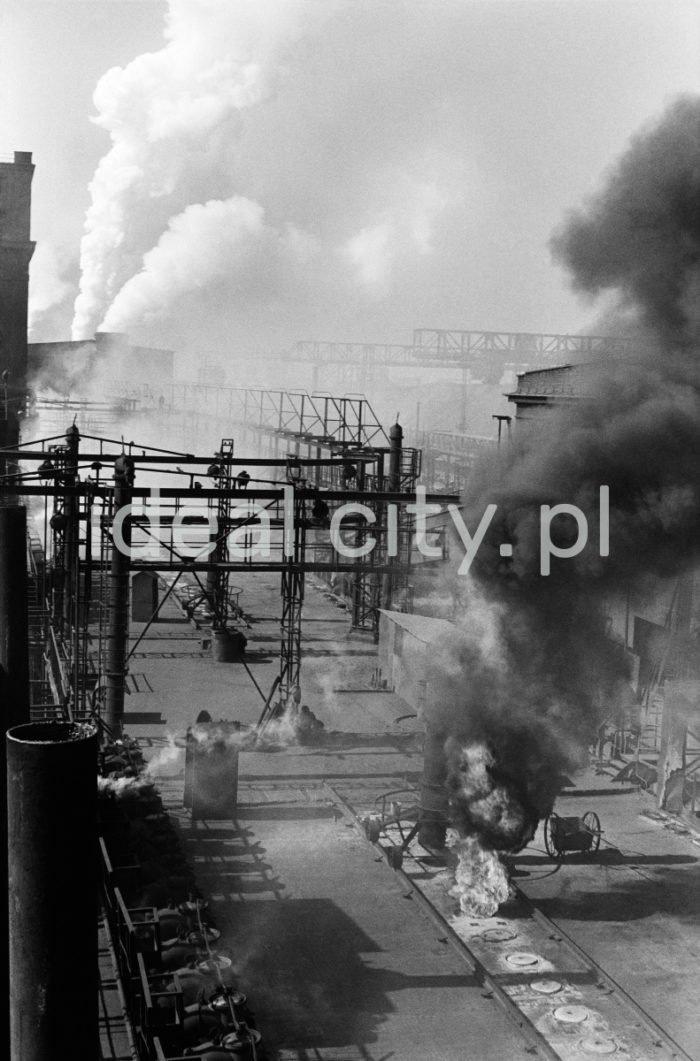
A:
326;780;693;1061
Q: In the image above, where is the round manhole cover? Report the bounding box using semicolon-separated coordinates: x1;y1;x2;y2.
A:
581;1036;617;1054
532;979;563;995
554;1005;589;1024
482;927;517;942
505;951;541;968
197;955;232;973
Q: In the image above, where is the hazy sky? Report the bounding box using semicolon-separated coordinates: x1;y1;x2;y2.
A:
2;0;700;359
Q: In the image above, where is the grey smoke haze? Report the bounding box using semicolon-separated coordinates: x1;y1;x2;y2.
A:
25;0;689;371
445;96;700;853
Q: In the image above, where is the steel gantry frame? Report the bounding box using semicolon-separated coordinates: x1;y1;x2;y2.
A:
71;385;422;636
279;331;634;393
2;426;457;733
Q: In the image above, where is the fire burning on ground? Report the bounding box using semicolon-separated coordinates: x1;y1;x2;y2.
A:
444;741;519;916
448;836;510;918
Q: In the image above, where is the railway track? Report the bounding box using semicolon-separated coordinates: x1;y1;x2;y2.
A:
326;778;693;1061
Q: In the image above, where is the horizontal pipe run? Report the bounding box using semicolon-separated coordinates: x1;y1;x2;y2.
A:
85;561;416;573
0;451;383;465
0;484;460;504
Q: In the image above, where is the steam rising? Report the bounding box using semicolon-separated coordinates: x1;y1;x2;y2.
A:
444;96;700;859
70;0;450;347
72;0;322;338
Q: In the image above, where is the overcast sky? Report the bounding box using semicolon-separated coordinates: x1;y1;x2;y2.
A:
2;0;700;361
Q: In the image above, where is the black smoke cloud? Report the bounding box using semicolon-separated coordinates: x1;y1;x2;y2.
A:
445;96;700;854
551;95;700;348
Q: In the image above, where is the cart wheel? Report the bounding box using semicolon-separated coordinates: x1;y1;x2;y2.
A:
582;811;601;853
543;815;561;861
364;818;381;843
386;845;404;870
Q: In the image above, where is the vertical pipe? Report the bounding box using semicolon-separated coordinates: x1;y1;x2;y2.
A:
382;422;403;608
459;364;468;432
418;723;449;851
105;455;133;736
0;505;30;1056
388;420;402;490
7;720;98;1061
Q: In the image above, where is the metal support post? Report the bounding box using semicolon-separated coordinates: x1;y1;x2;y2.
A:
381;421;403;609
61;424;79;634
105;454;134;736
279;489;305;705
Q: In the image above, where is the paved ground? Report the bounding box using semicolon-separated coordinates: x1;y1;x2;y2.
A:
125;569;700;1060
513;772;700;1060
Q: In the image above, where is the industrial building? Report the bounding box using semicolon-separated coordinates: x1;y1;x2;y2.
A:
1;151;699;1061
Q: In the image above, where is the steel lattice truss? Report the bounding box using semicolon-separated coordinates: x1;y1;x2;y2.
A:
3;423;457;732
287;329;632;367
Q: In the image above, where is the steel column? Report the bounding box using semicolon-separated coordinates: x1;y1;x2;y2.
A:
105;455;133;736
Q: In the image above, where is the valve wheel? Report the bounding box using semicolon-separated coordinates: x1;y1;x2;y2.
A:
543;814;562;860
582;811;601;853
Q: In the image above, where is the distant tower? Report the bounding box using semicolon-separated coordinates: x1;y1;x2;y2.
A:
0;151;35;448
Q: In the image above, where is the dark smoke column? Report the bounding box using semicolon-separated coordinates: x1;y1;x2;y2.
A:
449;97;700;850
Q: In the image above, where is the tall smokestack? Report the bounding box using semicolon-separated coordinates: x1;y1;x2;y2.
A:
7;721;99;1061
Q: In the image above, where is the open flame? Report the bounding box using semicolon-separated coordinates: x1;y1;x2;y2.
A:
448;836;510;917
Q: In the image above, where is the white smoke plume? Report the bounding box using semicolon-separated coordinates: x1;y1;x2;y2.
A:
28;243;73;336
70;0;451;350
72;0;333;339
100;195;319;333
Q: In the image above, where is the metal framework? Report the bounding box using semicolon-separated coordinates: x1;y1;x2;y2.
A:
2;422;457;732
418;430;497;493
288;330;632;367
104;385;388;453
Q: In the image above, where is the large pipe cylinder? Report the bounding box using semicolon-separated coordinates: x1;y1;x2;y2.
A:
7;721;98;1061
0;506;30;1060
418;724;449;851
